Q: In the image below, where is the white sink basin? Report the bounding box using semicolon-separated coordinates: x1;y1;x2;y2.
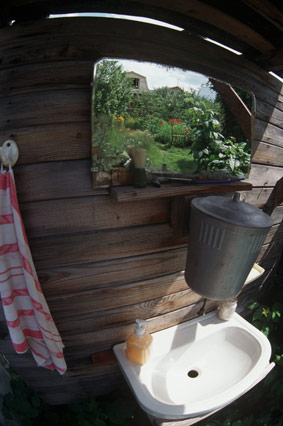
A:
113;311;274;420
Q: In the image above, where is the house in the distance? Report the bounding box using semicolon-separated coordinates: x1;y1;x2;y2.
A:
126;71;149;93
169;86;183;94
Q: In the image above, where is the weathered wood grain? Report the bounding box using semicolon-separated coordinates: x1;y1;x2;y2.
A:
240;187;273;207
14;160;107;203
21;196;169;237
0;5;275;55
247;164;283;187
264;222;283;244
256;99;283;129
0;60;94;97
0;88;90;130
46;272;189;319
0;122;91;164
29;223;188;269
257;239;283;263
0;18;280;97
51;288;200;335
37;247;187;295
252;141;283;166
62;299;218;356
254;119;283;147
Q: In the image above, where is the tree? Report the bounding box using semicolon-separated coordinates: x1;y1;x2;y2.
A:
92;60;133;118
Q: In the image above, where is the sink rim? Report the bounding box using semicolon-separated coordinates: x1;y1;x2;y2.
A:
113;311;272;420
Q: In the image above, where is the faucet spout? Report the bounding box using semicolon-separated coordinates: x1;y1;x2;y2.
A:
218;299;237;321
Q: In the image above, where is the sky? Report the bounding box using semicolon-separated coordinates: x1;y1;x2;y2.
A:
116;59;210;93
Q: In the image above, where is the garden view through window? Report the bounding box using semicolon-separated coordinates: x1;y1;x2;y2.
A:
91;58;253;187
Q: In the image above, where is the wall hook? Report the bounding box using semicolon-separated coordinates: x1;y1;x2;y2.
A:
0;140;19;167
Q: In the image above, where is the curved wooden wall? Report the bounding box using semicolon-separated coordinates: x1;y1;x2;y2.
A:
0;17;282;404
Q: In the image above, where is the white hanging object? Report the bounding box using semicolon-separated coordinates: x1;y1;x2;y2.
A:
0;140;19;167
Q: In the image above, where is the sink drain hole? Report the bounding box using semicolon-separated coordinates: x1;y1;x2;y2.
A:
187;369;199;378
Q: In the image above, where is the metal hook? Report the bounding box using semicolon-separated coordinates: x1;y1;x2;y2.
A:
0;140;19;167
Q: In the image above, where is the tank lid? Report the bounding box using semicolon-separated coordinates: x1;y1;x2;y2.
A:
192;194;274;229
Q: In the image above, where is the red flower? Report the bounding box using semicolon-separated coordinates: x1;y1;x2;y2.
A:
169;119;175;123
159;121;164;125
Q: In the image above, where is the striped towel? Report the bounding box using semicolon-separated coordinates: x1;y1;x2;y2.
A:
0;167;66;374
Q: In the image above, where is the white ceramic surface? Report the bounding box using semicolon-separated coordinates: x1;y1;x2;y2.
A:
113;311;273;420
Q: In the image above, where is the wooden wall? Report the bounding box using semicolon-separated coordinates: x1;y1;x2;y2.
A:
0;17;282;404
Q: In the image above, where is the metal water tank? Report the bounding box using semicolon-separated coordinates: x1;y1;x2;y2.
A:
185;193;273;300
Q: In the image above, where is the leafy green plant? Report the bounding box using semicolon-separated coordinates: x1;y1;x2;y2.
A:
192;137;250;176
3;375;42;426
185;100;251;176
154;120;172;145
3;376;136;426
93;60;133;118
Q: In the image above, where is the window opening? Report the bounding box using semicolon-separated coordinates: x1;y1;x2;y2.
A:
91;58;253;188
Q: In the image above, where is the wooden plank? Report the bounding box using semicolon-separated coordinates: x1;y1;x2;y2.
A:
31;217;281;275
263;48;283;74
210;79;253;140
0;122;91;164
247;164;283;187
252;141;283;167
0;88;90;130
51;288;201;335
37;247;187;296
110;182;252;202
46;272;189;319
21;196;169;237
267;206;283;227
142;0;275;53
264;222;283;244
259;250;282;270
1;1;281;62
240;187;273;207
0;18;280;96
92;351;117;367
30;223;188;269
0;60;94;97
241;0;283;32
256;100;283;130
62;299;218;354
44;230;281;323
14;160;108;203
254;119;283;147
21;3;279;54
257;239;283;263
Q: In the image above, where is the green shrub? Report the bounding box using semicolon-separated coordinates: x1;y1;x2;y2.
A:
154;120;172;145
3;379;135;426
192;137;251;176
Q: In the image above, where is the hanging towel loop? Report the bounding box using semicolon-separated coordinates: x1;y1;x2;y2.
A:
0;140;19;167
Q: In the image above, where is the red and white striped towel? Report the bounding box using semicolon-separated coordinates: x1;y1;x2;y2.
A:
0;167;66;374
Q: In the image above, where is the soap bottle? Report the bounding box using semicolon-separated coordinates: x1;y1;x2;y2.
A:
126;319;153;364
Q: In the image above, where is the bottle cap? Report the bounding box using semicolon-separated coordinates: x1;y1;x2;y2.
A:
134;319;146;336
